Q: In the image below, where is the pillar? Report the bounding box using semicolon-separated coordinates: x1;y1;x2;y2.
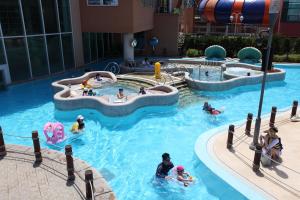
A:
69;0;84;68
206;23;211;35
0;64;11;85
169;0;173;13
123;33;134;62
225;25;229;36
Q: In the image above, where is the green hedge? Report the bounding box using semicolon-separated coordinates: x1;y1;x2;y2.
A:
273;54;300;63
186;48;202;57
184;35;300;58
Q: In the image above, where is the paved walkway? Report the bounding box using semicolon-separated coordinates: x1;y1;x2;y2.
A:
0;145;116;200
210;110;300;199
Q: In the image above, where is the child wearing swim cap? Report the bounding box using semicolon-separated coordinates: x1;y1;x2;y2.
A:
176;166;192;187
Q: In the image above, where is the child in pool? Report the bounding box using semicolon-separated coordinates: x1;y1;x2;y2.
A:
176;166;193;187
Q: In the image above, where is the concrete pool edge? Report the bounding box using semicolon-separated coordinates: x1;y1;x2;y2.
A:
185;62;286;91
194;107;291;200
2;144;116;200
52;71;179;117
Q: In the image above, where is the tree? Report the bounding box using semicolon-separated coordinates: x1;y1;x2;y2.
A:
283;38;291;61
294;38;300;54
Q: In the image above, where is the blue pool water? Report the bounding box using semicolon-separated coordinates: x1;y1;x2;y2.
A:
190;67;223;81
0;64;300;200
94;84;138;102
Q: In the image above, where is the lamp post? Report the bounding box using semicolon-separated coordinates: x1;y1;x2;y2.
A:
230;13;244;35
250;0;281;150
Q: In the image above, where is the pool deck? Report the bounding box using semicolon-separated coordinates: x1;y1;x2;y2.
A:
205;110;300;199
0;144;116;200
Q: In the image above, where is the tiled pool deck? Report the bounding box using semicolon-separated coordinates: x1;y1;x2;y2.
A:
0;145;116;200
196;110;300;199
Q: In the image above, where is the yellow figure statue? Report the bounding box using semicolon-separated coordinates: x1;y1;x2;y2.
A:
154;62;161;79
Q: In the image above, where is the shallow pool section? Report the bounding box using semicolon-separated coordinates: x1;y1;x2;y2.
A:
0;64;300;200
225;67;263;76
94;83;138;102
190;66;223;81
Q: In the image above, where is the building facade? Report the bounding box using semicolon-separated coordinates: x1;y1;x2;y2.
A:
0;0;191;84
192;0;300;37
277;0;300;37
0;0;77;84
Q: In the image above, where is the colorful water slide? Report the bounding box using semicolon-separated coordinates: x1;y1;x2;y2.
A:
231;0;244;23
204;0;219;23
199;0;209;15
198;0;271;25
242;0;267;24
215;0;235;24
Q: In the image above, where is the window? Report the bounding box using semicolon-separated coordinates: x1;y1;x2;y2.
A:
82;32;91;64
134;32;145;50
0;0;24;36
61;34;74;69
281;0;300;22
87;0;118;6
57;0;71;32
90;33;97;61
5;38;31;81
0;39;6;65
47;35;63;73
42;0;59;33
22;0;43;35
97;33;104;59
27;36;48;77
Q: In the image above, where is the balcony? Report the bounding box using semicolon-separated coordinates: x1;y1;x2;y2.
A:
86;0;118;6
80;0;155;33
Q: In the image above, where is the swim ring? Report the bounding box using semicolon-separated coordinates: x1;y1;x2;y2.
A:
43;122;66;144
169;166;196;186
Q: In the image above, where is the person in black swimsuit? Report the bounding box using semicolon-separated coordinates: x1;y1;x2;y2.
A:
155;153;174;179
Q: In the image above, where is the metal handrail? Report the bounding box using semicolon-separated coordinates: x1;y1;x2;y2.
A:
104;62;120;74
164;72;175;86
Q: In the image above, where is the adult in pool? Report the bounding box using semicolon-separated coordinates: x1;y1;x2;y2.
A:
203;102;223;115
155;153;174;179
117;88;126;99
202;102;212;111
207;107;222;115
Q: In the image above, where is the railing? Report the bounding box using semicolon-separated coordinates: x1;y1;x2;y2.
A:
104;62;120;74
162;62;190;82
0;128;102;200
224;101;300;196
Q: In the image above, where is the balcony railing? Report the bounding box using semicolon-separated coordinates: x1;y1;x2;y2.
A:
87;0;118;6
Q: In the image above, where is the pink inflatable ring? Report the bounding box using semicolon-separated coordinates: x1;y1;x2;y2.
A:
43;122;66;144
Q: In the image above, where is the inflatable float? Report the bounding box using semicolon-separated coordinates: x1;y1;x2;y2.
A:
43;122;66;144
169;166;196;187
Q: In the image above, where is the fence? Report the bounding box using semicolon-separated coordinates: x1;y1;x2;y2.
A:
0;128;97;200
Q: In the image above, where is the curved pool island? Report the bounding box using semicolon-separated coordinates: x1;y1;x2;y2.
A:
52;71;179;116
185;62;286;91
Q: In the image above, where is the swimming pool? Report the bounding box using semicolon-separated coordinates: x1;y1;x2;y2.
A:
190;66;223;81
94;83;138;102
0;64;299;200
